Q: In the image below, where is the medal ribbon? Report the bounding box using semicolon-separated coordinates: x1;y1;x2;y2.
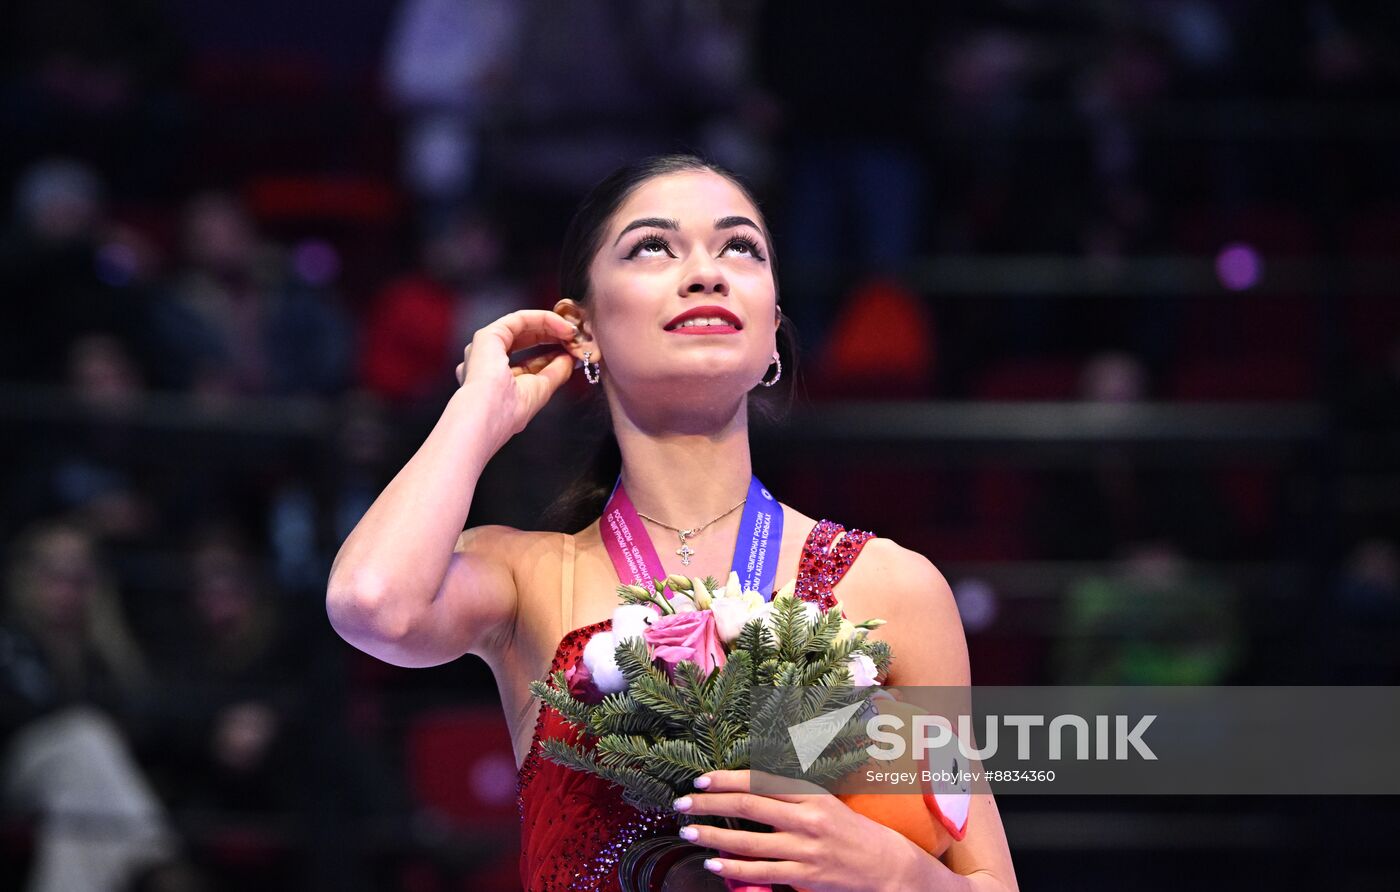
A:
600;475;785;601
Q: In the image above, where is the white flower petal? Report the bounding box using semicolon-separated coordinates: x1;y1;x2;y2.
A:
582;631;627;693
711;597;750;643
845;653;880;687
612;604;654;644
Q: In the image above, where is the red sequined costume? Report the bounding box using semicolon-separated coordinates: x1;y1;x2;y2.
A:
517;519;875;891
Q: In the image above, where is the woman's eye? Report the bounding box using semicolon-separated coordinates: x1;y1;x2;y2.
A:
722;237;765;260
628;236;672;259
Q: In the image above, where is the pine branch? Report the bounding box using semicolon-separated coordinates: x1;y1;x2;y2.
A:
615;635;659;684
640;738;714;789
528;672;590;729
861;639;894;679
803;608;844;655
734;619;777;676
805;745;877;786
705;653;751;727
672;661;711;714
755;657;783;687
719;736;749;769
630;673;696;726
538;738;603;776
595;734;657;767
799;676;859;719
773;597;811;663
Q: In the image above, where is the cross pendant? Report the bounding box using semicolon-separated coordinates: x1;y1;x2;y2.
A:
676;531;695;566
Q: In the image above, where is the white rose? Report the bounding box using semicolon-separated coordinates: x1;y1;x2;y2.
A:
612;604;655;644
845;653;880;687
710;596;751;644
739;589;766;612
582;631;627;693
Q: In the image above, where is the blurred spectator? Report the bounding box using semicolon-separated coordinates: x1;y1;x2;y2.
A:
0;159;158;385
1319;538;1400;682
1052;538;1243;684
149;192;353;397
0;0;186;198
147;527;305;818
383;0;522;225
487;0;730;205
1028;352;1237;559
0;521;194;892
756;0;935;350
360;212;525;405
266;392;399;597
0;335;162;549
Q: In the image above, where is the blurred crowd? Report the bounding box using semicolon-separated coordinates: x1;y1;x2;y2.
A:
1;1;1399;890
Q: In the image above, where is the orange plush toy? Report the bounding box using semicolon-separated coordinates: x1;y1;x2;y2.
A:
837;696;970;855
789;697;971;892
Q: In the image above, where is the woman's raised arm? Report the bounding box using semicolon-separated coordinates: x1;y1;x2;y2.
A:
326;309;577;667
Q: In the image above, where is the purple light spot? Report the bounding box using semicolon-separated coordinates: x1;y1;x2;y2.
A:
952;577;998;633
1215;242;1261;291
293;239;340;286
470;752;518;806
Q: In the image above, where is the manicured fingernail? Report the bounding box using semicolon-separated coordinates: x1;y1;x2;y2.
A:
679;825;698;841
673;796;692;812
703;859;723;873
693;776;711;789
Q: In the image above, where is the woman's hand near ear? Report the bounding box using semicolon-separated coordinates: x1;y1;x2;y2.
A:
455;309;579;453
327;307;577;668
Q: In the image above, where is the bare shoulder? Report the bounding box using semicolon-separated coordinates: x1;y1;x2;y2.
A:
842;536;970;687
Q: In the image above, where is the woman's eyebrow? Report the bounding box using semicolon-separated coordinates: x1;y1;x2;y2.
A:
613;217;679;245
714;215;760;232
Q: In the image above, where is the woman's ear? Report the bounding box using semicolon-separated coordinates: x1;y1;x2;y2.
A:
554;298;597;361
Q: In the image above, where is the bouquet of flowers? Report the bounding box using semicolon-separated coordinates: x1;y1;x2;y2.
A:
529;572;893;890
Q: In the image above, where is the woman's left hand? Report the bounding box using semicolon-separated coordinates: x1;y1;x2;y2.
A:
674;769;926;892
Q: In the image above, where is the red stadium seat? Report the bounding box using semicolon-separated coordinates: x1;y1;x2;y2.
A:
812;278;936;398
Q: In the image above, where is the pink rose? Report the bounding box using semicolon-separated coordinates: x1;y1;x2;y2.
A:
643;610;727;679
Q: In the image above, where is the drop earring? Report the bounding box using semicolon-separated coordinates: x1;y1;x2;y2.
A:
583;351;601;385
759;351;781;387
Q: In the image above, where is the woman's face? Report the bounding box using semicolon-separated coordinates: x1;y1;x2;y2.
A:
27;530;96;629
578;170;779;405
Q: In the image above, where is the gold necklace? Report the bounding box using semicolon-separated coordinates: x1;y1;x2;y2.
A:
634;496;747;567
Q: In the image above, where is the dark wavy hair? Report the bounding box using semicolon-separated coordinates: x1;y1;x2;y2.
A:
539;154;798;533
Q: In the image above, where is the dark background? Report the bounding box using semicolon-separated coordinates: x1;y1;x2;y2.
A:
1;1;1397;890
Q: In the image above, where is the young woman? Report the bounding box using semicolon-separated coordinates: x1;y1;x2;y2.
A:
328;155;1018;891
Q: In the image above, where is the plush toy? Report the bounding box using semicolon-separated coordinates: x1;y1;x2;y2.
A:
836;697;970;856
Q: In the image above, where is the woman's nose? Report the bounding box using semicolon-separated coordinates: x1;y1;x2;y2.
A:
682;259;729;296
685;278;728;295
